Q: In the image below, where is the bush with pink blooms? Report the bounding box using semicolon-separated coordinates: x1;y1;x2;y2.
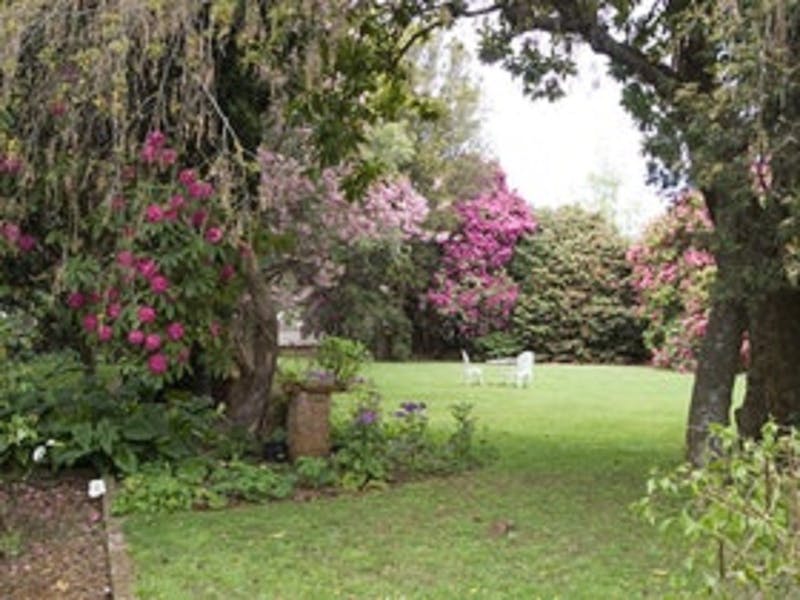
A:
426;170;536;340
627;191;717;371
58;132;244;385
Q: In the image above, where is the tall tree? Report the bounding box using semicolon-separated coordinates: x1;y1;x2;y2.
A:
445;0;800;463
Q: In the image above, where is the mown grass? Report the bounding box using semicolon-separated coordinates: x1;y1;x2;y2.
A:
124;362;707;599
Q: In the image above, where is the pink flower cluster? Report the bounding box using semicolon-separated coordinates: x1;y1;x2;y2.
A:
0;153;23;175
427;169;536;337
1;222;36;252
627;190;720;371
139;130;177;169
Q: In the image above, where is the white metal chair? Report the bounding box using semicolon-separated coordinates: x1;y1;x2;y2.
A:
509;351;534;388
461;349;484;385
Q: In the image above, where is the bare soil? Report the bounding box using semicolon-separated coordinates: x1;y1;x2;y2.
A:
0;472;111;599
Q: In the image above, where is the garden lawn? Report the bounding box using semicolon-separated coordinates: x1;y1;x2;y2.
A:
124;363;714;599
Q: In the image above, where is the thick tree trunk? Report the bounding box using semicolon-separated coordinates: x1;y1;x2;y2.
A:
225;254;280;437
685;295;747;466
737;289;800;436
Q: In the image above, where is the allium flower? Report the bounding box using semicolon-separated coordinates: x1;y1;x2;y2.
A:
128;329;145;345
137;305;157;324
150;275;170;294
169;194;185;210
166;322;185;341
158;148;177;168
191;210;208;228
67;292;85;309
144;333;162;352
148;353;168;375
356;409;377;426
205;227;223;244
145;204;164;223
220;264;236;282
187;180;214;200
97;324;113;342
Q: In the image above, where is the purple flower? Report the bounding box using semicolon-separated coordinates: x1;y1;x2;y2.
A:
356;409;377;426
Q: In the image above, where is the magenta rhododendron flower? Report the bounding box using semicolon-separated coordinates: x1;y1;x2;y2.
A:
145;204;164;223
17;234;36;252
106;288;120;302
97;324;113;342
83;314;98;332
178;169;196;186
158;148;177;168
106;302;122;320
137;258;158;279
169;194;185;210
166;322;185;341
187;180;213;200
144;333;162;352
117;250;135;268
191;210;207;228
148;353;168;375
220;264;235;282
127;330;145;345
205;227;223;244
67;292;85;309
150;275;169;294
137;305;156;324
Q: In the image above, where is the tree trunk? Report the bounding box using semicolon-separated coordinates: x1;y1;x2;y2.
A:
685;294;747;466
737;289;800;436
225;254;280;437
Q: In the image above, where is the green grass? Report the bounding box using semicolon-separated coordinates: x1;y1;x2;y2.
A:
124;363;705;599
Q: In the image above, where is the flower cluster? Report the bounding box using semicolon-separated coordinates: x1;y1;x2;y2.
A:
64;132;241;381
627;191;717;371
0;221;36;253
426;169;536;338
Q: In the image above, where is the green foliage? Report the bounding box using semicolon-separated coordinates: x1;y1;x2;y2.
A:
635;422;800;595
331;388;492;490
0;356;227;475
508;206;646;363
315;336;371;387
294;456;337;489
112;459;295;515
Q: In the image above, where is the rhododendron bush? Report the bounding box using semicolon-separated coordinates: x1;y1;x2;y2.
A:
426;170;536;339
627;192;717;371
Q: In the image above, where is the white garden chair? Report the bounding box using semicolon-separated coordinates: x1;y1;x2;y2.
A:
461;349;484;385
509;351;534;388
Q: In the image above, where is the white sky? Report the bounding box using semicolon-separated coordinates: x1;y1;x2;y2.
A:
462;38;667;236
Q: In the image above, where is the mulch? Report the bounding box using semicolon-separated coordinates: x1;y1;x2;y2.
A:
0;472;112;599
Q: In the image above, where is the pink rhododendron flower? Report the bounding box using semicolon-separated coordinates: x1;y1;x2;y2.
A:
88;291;102;304
137;306;156;324
166;322;185;341
17;234;36;252
137;258;158;279
178;169;196;186
150;275;169;294
144;333;162;352
220;264;236;282
127;330;145;345
83;314;98;332
148;353;168;375
106;288;120;302
145;204;164;223
205;227;223;244
97;325;113;342
191;210;207;228
67;292;85;309
106;302;122;320
158;148;177;168
169;194;185;210
187;180;214;200
117;250;136;268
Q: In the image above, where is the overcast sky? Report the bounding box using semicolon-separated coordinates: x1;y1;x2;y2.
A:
462;37;666;236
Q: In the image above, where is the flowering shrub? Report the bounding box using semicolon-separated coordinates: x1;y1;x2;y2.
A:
627;192;717;371
426;169;536;339
57;132;244;385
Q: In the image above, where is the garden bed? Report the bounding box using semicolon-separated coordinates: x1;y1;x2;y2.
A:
0;472;111;599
